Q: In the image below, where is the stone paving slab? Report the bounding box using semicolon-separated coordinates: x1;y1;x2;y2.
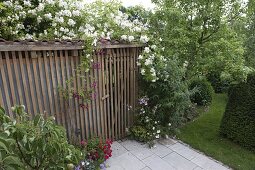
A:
130;147;154;160
163;152;197;170
150;142;173;158
106;139;231;170
106;152;146;170
142;154;176;170
110;141;128;158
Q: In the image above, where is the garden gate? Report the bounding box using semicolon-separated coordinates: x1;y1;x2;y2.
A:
0;40;142;142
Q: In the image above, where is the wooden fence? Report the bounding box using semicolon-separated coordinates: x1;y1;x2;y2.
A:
0;40;142;142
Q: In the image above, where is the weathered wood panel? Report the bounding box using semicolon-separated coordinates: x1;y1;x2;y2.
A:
0;42;141;142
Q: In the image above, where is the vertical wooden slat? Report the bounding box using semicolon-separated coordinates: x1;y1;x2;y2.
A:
123;48;127;135
60;50;69;140
126;48;130;128
12;51;23;106
54;50;64;124
109;49;115;139
31;51;44;114
90;56;98;137
97;52;105;138
0;88;3;107
105;51;111;139
93;52;100;137
43;51;54;116
59;50;68;133
70;52;81;142
64;50;72;140
0;67;4;106
0;52;12;115
120;48;124;138
132;48;137;125
75;54;85;140
25;51;37;116
18;51;32;114
5;52;16;107
113;50;118;139
80;64;89;140
49;51;60;123
38;52;48;116
117;49;121;139
130;49;135;125
85;67;93;138
101;51;108;139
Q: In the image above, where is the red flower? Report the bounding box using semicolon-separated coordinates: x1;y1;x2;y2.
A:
95;152;99;159
106;139;113;145
104;155;109;160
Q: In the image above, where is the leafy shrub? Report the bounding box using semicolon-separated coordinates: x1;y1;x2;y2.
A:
0;105;83;169
130;96;162;143
130;126;152;142
220;74;255;150
182;103;199;123
0;106;113;169
130;96;174;147
0;125;23;169
207;71;230;93
189;78;214;106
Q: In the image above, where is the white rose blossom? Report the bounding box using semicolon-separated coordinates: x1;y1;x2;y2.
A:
67;19;76;26
24;0;31;7
140;35;149;43
44;13;52;19
121;35;128;41
128;36;134;42
72;10;80;17
144;47;150;53
141;69;145;75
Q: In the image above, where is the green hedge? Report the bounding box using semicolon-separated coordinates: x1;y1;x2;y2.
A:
220;74;255;150
189;78;214;106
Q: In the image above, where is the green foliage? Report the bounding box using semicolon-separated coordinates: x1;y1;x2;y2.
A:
182;104;199;123
0;105;83;169
130;96;163;145
189;78;213;106
120;5;152;24
220;74;255;151
207;71;230;93
0;107;23;170
149;0;251;83
136;59;191;142
244;0;255;68
130;126;151;142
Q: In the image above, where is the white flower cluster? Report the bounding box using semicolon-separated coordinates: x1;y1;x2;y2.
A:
137;46;160;82
1;0;161;82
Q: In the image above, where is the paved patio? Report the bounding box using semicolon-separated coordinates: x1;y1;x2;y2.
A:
106;138;230;170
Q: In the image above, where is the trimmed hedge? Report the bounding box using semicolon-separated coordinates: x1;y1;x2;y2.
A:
220;74;255;150
189;78;214;106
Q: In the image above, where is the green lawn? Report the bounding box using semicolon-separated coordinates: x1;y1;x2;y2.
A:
178;93;255;170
